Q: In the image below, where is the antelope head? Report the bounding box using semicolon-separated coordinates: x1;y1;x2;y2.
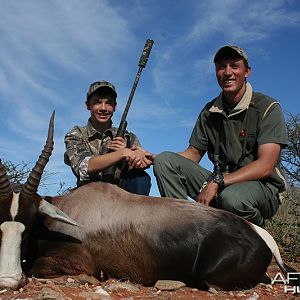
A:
0;112;78;289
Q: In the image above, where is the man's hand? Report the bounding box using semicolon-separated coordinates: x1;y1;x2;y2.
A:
125;145;154;169
197;180;219;206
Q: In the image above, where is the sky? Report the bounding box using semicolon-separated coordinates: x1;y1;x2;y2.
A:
0;0;299;196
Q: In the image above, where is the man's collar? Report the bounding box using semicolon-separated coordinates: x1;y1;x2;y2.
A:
209;83;253;116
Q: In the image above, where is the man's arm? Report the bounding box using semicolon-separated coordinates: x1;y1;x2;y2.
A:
197;143;282;205
224;143;281;185
178;145;206;164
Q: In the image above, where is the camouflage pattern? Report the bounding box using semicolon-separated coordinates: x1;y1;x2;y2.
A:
213;45;248;63
64;118;140;186
86;80;117;100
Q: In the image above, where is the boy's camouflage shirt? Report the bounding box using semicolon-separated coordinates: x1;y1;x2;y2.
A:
64;118;140;185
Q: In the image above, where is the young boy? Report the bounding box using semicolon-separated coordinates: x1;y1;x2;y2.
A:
65;80;153;195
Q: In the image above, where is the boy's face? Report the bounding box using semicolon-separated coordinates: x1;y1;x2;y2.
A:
86;92;117;125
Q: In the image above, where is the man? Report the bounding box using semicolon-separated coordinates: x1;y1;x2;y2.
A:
153;45;287;226
65;80;153;195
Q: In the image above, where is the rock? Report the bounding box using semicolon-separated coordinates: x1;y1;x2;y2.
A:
259;283;273;290
80;290;112;300
208;287;218;294
154;280;186;291
94;286;110;296
66;277;75;283
105;281;140;293
41;287;65;300
77;274;101;286
247;291;260;300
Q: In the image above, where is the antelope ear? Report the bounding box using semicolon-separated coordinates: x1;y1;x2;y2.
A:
38;199;82;227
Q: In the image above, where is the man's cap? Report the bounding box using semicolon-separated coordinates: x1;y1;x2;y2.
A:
213;45;248;63
87;80;117;100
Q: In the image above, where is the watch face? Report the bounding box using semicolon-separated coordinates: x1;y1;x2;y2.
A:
214;174;223;182
213;174;224;184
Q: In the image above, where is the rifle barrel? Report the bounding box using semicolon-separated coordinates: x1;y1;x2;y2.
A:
116;39;154;137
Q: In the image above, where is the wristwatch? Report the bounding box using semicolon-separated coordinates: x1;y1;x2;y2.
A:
212;173;225;191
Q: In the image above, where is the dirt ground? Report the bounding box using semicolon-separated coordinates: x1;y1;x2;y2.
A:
0;259;299;300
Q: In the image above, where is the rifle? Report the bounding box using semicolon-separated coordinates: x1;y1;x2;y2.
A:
116;38;154;137
103;39;154;184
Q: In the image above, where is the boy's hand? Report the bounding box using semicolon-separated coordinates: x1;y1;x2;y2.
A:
107;137;127;151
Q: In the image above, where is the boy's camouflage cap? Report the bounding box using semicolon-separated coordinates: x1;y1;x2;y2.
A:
213;45;248;63
87;80;117;100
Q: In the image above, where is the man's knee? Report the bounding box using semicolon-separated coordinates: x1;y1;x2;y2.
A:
217;192;245;213
153;151;178;175
216;188;264;226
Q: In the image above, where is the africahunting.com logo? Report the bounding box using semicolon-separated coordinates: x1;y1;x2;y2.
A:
271;272;300;294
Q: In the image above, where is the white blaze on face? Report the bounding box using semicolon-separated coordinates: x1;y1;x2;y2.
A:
0;221;25;288
10;192;20;220
0;192;25;289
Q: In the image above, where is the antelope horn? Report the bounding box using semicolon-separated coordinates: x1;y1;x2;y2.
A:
21;111;55;197
0;159;13;200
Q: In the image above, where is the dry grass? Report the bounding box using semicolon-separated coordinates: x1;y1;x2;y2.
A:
266;188;300;262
